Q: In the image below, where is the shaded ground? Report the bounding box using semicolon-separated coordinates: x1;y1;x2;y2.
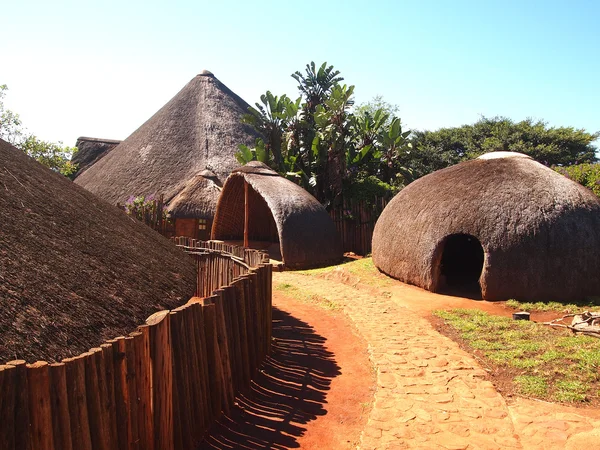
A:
200;294;373;449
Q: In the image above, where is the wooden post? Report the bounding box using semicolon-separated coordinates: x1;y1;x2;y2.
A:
147;311;174;450
100;343;118;449
241;276;257;376
84;350;110;450
192;304;212;426
234;280;251;389
112;337;130;450
49;362;73;450
27;361;55;450
64;355;93;450
124;335;140;450
244;180;249;248
169;310;191;450
201;301;223;418
6;360;30;450
0;364;16;449
134;325;154;450
180;304;205;443
213;290;235;411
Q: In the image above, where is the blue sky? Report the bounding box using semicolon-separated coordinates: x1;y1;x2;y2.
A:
1;0;598;147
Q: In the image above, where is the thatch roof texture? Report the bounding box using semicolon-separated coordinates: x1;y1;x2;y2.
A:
212;161;343;268
372;152;600;302
168;173;221;219
72;136;121;177
74;71;260;205
0;139;196;363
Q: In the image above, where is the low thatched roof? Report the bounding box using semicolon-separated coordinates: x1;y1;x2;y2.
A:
168;173;221;219
72;136;121;177
0;139;196;363
212;161;342;268
74;71;260;205
372;152;600;301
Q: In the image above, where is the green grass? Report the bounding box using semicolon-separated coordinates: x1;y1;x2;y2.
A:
434;308;600;404
296;257;393;288
506;298;600;313
274;282;341;311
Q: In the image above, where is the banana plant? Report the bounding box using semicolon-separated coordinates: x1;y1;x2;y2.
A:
242;92;299;171
235;138;268;165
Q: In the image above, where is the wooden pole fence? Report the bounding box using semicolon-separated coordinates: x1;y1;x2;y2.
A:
0;241;272;449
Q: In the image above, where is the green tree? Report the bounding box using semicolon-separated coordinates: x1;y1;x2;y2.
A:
0;84;24;145
0;84;78;177
554;163;600;197
408;116;599;179
20;135;79;177
239;62;407;205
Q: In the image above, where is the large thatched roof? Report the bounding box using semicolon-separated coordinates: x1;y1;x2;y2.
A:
72;136;121;177
0;139;196;363
372;152;600;302
168;173;221;219
74;71;260;205
212;161;342;268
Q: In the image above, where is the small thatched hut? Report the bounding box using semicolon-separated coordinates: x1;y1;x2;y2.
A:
212;161;342;268
74;71;260;206
168;170;222;240
0;138;196;363
372;152;600;302
72;136;121;177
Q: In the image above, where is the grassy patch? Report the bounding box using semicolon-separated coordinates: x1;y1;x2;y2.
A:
297;257;393;288
434;308;600;404
274;282;341;311
506;298;600;313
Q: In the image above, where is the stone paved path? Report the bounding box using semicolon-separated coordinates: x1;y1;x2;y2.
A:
274;271;600;450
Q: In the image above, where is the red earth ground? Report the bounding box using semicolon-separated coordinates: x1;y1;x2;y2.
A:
200;291;375;449
201;263;600;449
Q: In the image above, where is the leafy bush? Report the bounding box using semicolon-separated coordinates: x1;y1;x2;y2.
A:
343;175;397;203
554;163;600;197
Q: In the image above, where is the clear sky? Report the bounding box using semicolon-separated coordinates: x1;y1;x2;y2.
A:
1;0;598;147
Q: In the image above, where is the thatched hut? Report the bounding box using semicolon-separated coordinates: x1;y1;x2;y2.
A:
72;136;121;177
0;138;196;363
372;152;600;302
168;170;222;240
212;161;342;268
74;71;260;229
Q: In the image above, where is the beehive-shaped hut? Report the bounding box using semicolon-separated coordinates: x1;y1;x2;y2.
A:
74;70;260;206
212;161;343;268
167;170;222;240
0;138;196;362
372;152;600;302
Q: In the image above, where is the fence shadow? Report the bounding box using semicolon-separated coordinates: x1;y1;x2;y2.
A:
199;306;340;449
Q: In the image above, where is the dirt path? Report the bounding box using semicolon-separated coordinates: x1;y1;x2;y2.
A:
200;292;374;449
271;270;600;450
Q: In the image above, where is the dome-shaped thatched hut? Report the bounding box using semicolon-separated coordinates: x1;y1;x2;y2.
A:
212;162;342;268
74;71;260;210
372;152;600;302
168;171;222;240
0;139;196;363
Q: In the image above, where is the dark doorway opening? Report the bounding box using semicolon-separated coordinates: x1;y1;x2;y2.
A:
439;234;484;298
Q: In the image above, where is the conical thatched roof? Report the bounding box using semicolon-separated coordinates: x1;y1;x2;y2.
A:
372;152;600;301
168;173;221;219
212;161;343;268
72;136;121;177
74;71;260;205
0;139;196;363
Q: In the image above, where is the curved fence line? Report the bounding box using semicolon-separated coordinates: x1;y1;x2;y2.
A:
0;242;272;449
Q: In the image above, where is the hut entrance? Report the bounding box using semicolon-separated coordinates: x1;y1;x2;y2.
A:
438;234;484;297
240;181;280;259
